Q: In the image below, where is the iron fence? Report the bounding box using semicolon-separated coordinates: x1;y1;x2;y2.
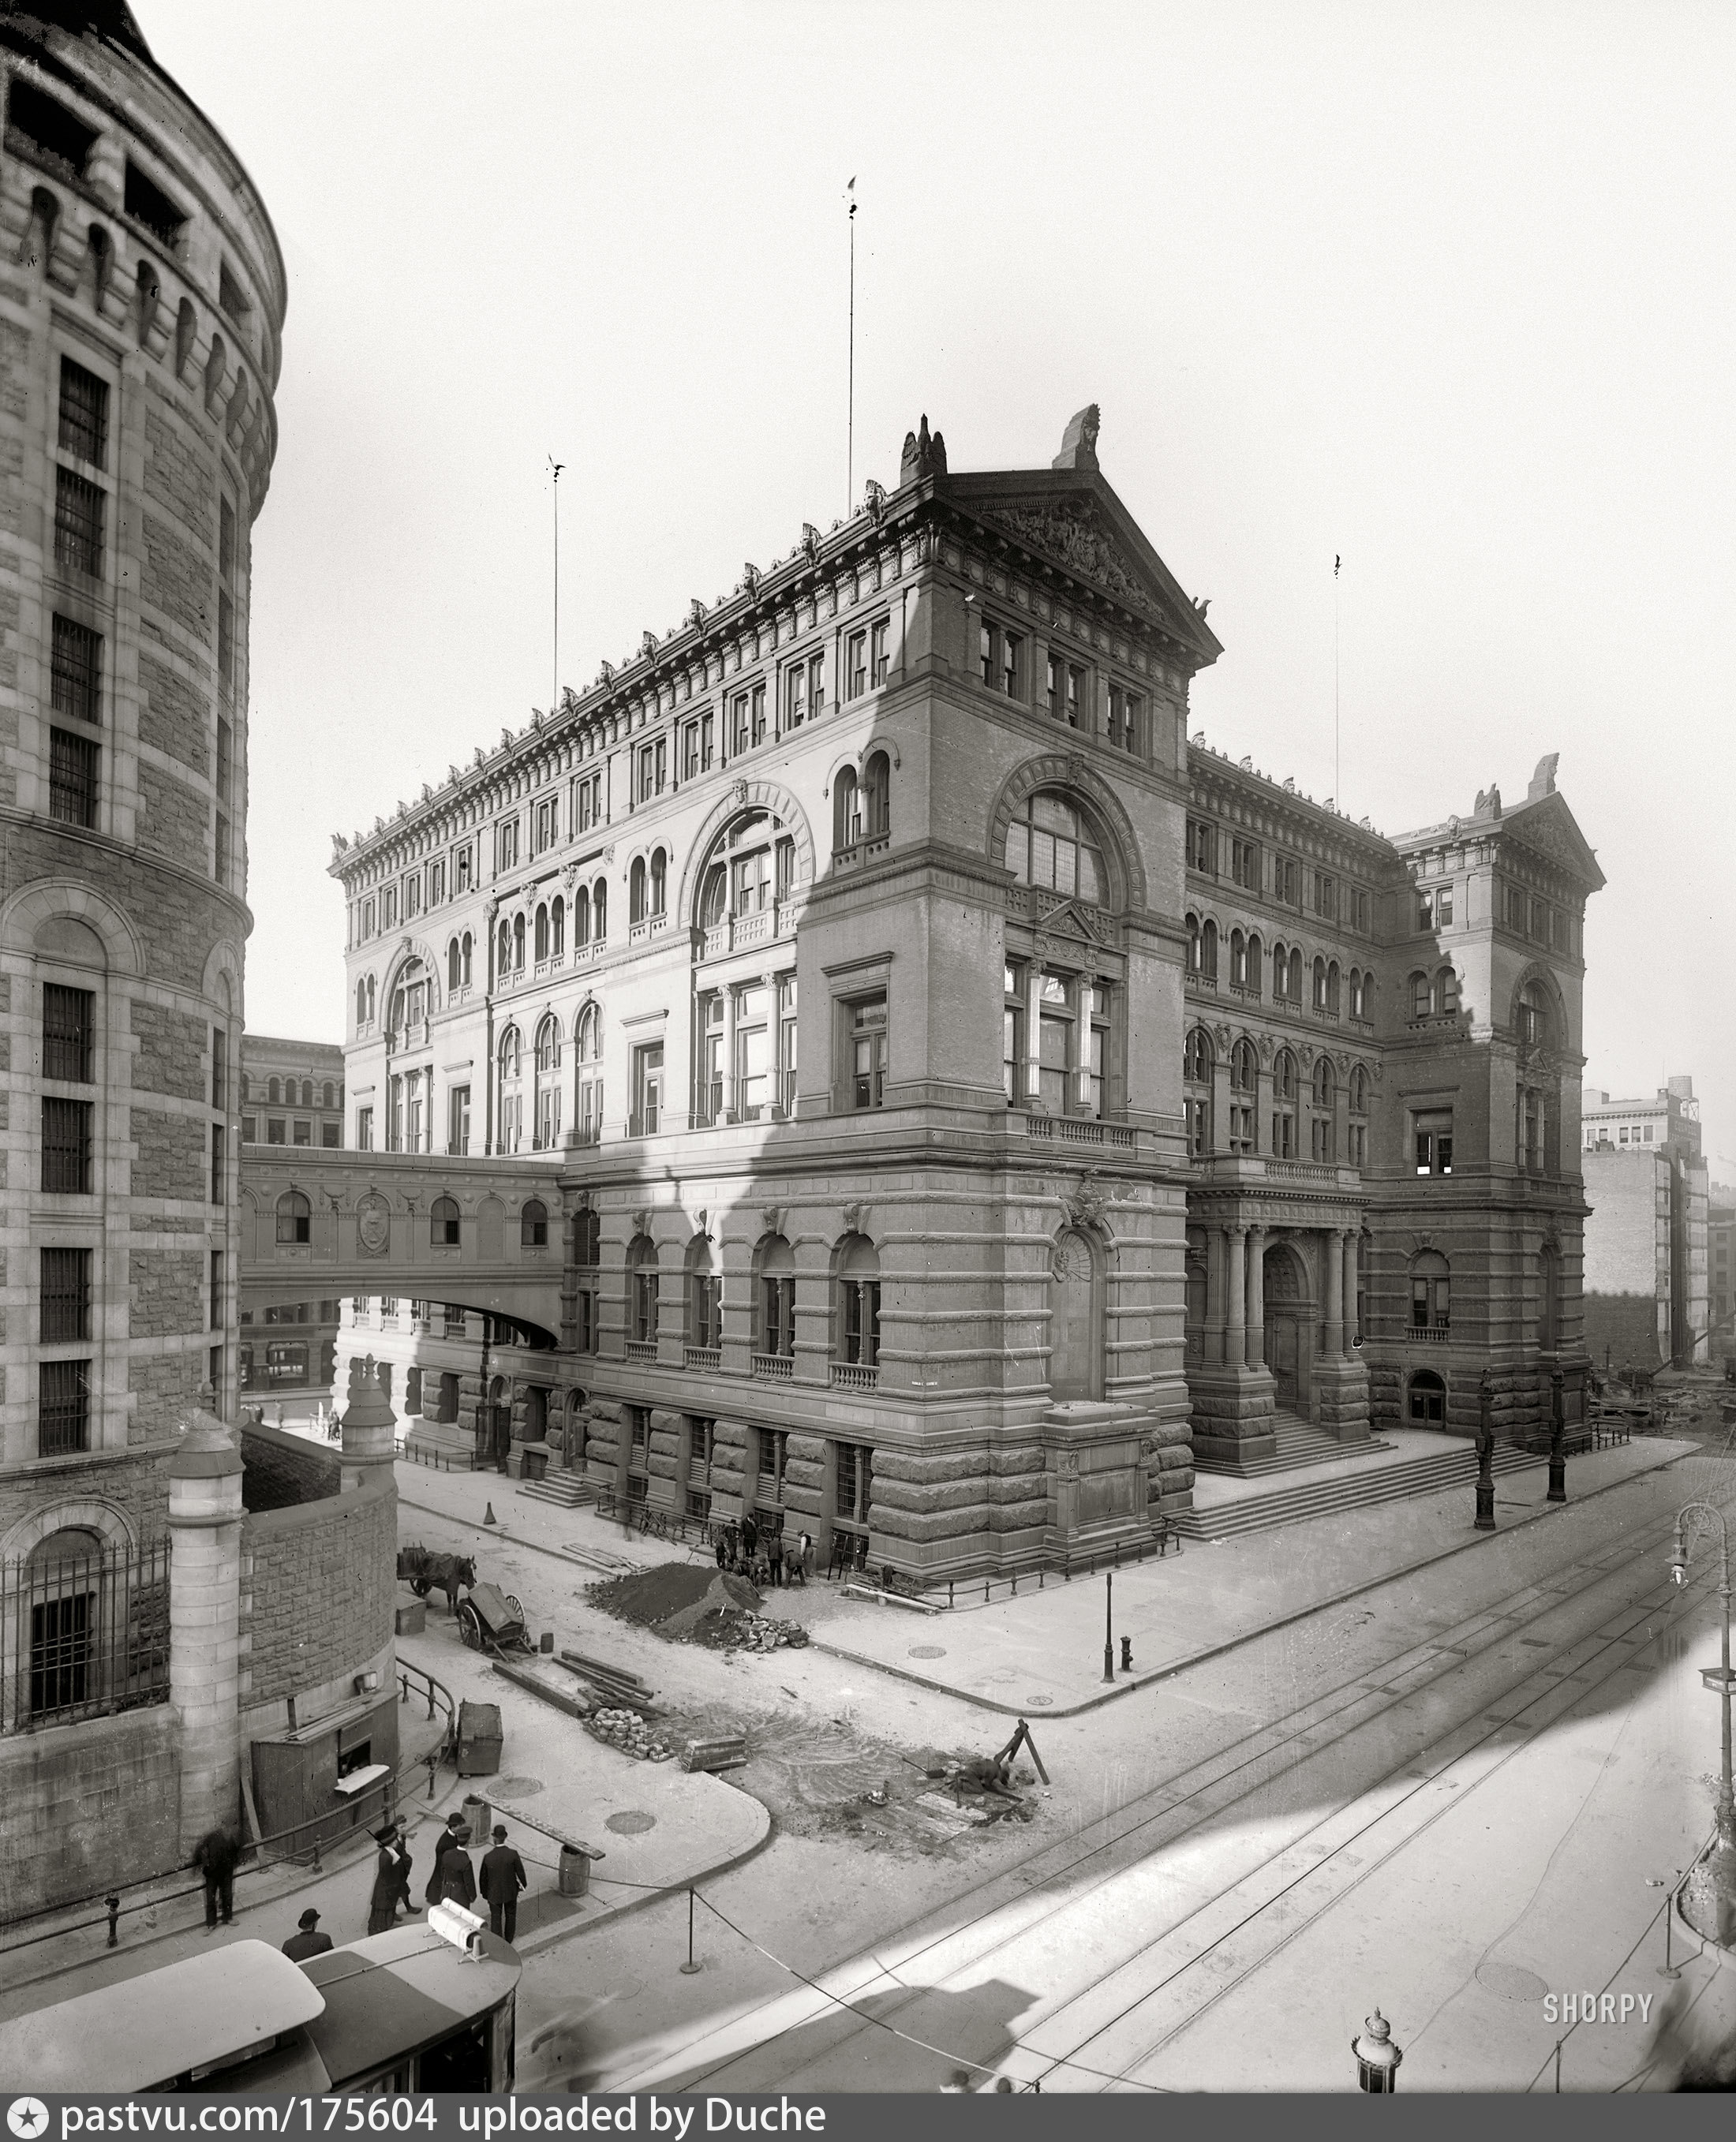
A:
2;1535;172;1735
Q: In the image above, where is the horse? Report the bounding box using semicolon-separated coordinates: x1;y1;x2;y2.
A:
396;1545;476;1615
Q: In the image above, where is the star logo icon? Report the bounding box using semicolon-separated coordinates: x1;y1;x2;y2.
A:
7;2101;49;2140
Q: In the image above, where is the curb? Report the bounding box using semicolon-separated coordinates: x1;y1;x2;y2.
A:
810;1442;1697;1717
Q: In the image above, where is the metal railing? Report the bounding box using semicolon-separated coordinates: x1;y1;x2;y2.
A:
2;1538;171;1736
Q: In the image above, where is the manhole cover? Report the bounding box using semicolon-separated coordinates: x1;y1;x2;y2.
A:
1026;1695;1053;1706
1476;1961;1549;2004
495;1776;544;1796
605;1810;657;1836
909;1644;947;1659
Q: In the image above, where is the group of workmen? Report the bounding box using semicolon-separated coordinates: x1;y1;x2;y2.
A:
714;1512;814;1587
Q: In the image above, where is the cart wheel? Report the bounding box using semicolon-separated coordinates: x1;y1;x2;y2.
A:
503;1594;525;1628
457;1600;484;1650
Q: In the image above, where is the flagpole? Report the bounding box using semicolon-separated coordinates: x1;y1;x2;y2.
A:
847;182;857;516
1334;553;1341;807
550;457;564;711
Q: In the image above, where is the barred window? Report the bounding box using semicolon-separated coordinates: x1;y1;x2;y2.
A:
49;727;98;825
58;357;108;468
54;467;104;576
51;615;101;726
219;495;236;585
43;985;94;1082
39;1247;92;1342
218;590;234;690
38;1359;91;1455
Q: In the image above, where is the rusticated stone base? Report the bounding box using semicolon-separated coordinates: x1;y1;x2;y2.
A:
1188;1363;1278;1468
1314;1353;1371;1441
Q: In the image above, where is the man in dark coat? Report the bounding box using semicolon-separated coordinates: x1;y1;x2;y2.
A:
437;1826;477;1910
390;1826;417;1917
423;1812;466;1905
367;1821;402;1936
282;1908;333;1961
740;1512;759;1565
478;1825;527;1943
192;1825;240;1932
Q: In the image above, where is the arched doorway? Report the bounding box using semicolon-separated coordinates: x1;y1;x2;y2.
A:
562;1390;587;1473
1262;1243;1310;1411
1049;1228;1102;1401
483;1375;512;1471
1408;1369;1446;1426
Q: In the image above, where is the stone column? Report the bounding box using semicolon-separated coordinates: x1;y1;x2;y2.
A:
340;1359;398;1494
1225;1226;1247;1367
1342;1232;1360;1352
1023;966;1044;1107
1325;1230;1345;1358
1204;1224;1225;1366
1246;1227;1267;1367
168;1392;245;1858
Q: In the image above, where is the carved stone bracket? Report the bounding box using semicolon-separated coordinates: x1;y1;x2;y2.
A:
761;1205;786;1239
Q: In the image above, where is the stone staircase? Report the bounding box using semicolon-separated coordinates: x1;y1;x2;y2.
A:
516;1469;593;1512
1193;1409;1395;1480
1172;1437;1542;1542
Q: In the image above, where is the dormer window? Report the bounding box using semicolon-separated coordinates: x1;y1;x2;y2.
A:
6;80;96;181
124;160;187;250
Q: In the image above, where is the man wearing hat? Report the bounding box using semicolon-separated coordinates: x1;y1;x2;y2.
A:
282;1908;333;1962
367;1819;404;1935
479;1824;527;1943
436;1823;477;1910
424;1811;466;1907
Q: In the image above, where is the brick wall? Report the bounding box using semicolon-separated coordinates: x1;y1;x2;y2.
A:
139;509;211;652
130;1102;205;1201
131;997;207;1102
240;1420;342;1512
135;759;208;869
0;1703;180;1919
0;1448;169;1546
137;652;211;778
128;1346;202;1443
2;823;234;995
242;1475;396;1704
1585;1292;1666;1374
128;1247;203;1338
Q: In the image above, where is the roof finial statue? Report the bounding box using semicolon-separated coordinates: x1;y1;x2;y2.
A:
900;414;946;486
1053;403;1101;472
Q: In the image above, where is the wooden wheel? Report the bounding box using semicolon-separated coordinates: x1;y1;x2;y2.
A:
456;1599;485;1650
503;1593;525;1629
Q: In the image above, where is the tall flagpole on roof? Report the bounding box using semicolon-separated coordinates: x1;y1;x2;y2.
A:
1334;552;1341;807
549;456;565;712
846;177;857;516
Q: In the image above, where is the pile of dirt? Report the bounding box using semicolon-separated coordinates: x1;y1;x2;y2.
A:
589;1561;762;1632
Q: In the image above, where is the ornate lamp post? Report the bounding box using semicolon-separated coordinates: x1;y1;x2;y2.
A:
1547;1367;1567;1504
1352;2008;1403;2092
1474;1370;1497;1532
1669;1500;1736;1942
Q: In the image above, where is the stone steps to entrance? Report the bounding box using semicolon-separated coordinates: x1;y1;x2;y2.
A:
518;1471;593;1510
1173;1441;1539;1542
1193;1409;1396;1480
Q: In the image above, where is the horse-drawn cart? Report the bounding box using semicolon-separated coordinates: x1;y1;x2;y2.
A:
456;1579;533;1656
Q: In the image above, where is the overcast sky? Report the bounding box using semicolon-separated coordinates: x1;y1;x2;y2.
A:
142;1;1736;1180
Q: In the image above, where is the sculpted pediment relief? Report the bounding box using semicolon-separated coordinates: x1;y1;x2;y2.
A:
976;497;1161;619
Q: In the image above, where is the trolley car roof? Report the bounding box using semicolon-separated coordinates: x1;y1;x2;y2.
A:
298;1925;521;2084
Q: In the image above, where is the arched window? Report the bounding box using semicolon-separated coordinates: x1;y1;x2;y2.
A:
1313;955;1328;1010
1408;1368;1446;1426
497;921;511;974
430;1195;460;1246
1229;1037;1257;1155
686;1235;719;1351
1271;1049;1297;1158
355;978;369;1026
574;885;590;946
536;1015;559;1075
513;914;526;969
1326;960;1341;1016
629;857;647;925
1517;980;1552;1049
1049;1226;1102;1400
1245;930;1263;997
753;1233;795;1360
1184;1027;1213;1156
1186;913;1201;972
1437;965;1459;1015
694;809;788;938
1348;1061;1369;1166
1349;967;1365;1019
836;1235;881;1370
268;1077;281;1105
275;1189;310;1245
499;1025;520;1079
592;878;608;940
322;1082;335;1108
1271;941;1289;1000
862;751;890;840
574;1207;600;1264
834;765;861;853
1004;791;1109;905
302;1081;315;1108
522;1198;548;1248
551;895;564;956
1288;948;1303;1002
650;848;667;917
1311;1056;1335;1161
461;931;472;987
1229;929;1246;986
534;903;549;962
1200;919;1218;983
1410;970;1432;1019
575;1003;603;1146
1411;1250;1450;1333
365;975;376;1024
627;1233;659;1343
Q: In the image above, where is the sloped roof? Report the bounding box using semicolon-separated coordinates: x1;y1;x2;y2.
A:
0;2;152;62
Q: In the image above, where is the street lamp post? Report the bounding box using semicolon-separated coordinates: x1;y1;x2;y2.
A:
1102;1570;1114;1685
1669;1498;1736;1942
1547;1367;1566;1504
1352;2008;1403;2092
1474;1370;1497;1532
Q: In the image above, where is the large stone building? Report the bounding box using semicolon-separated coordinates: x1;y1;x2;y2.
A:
325;407;1603;1576
237;1033;344;1401
1581;1076;1711;1371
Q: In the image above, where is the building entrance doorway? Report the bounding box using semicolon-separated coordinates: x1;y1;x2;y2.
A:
1263;1245;1308;1411
482;1377;512;1471
1408;1370;1446;1426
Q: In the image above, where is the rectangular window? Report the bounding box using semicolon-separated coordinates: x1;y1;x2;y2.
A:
633;1041;664;1136
1414;1110;1454;1177
497;819;519;873
357;1105;373;1150
43;985;95;1082
58;357;108;468
292;1118;311;1147
847;995;887;1110
1002;630;1022;698
1314;872;1337;920
847;629;868;700
835;1439;872;1527
696;992;724;1125
381;886;397;929
730;689;751;754
734;983;769;1120
211;1026;226;1112
209;1250;223;1332
1003;963;1025;1103
241;1115;256;1142
1439;886;1454;926
534;797;557;852
219;495;236;586
870;619;890;686
42;1096;93;1192
448;1084;470;1156
1187;820;1216;874
125;159;186;248
1230;837;1260;891
51;615;102;727
217;588;234;693
210;1121;225;1202
776;974;798;1115
54;466;103;577
49;727;99;826
456;846;473;891
761;1274;795;1359
40;1247;92;1343
1273;855;1300;904
843;1280;880;1367
38;1358;90;1456
758;1426;788;1498
1088;982;1109;1118
320;1120;339;1149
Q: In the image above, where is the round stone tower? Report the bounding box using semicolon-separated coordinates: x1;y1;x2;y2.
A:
0;1;283;1534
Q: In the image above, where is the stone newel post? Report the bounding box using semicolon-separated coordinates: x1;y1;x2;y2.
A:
168;1389;245;1856
341;1357;398;1494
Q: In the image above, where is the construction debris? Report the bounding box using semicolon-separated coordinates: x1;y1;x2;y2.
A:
587;1563;810;1654
558;1648;658;1710
585;1706;674;1762
681;1733;748;1774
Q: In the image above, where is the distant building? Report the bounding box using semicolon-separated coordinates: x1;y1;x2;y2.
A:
1709;1191;1734;1365
238;1036;345;1399
1582;1077;1710;1370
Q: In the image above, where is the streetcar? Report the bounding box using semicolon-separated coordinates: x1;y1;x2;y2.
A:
0;1926;520;2094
